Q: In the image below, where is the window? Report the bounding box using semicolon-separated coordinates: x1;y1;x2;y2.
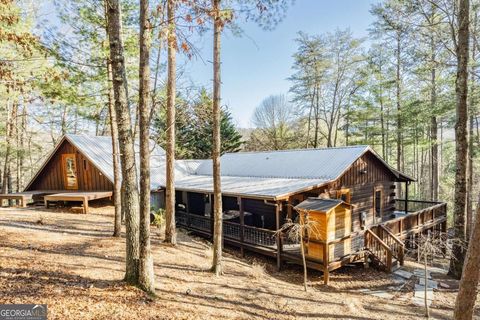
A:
336;188;351;203
62;154;78;190
374;187;382;220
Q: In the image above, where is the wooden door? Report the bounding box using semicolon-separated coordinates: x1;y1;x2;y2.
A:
62;153;78;190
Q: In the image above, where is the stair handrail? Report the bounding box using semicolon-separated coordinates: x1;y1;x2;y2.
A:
379;225;404;247
365;229;390;251
378;225;405;266
365;229;393;271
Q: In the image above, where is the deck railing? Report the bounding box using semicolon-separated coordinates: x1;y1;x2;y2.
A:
395;199;444;213
176;211;277;248
366;199;446;272
365;229;393;271
383;199;447;238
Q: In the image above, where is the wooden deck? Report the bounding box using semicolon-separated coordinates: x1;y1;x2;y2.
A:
44;191;113;214
176;199;447;282
365;199;447;272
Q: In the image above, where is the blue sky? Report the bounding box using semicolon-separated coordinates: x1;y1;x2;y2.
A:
180;0;379;127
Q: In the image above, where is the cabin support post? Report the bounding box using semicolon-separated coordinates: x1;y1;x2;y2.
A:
209;193;214;242
287;196;292;220
82;197;89;214
405;181;409;214
238;196;245;257
275;201;282;271
323;242;330;285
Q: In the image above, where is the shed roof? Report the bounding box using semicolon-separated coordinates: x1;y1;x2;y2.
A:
294;198;346;212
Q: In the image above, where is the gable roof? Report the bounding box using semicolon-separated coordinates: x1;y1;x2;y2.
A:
194;145;369;180
24;134;166;191
169;145;414;200
25;134;413;199
191;145;414;182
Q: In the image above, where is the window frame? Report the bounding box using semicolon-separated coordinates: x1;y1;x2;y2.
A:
62;153;79;190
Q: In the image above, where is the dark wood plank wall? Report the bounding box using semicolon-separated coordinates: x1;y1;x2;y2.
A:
333;151;397;232
27;140;113;191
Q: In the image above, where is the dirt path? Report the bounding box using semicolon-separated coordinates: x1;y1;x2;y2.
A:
0;206;460;319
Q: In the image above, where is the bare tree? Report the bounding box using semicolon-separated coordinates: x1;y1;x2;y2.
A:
211;0;223;275
277;215;319;292
105;0;140;284
164;0;177;245
138;0;155;293
250;94;294;150
413;232;452;319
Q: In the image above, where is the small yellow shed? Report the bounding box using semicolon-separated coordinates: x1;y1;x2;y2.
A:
294;198;352;264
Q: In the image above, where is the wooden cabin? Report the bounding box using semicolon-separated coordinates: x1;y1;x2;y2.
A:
168;146;447;284
10;135;446;283
10;134;166;212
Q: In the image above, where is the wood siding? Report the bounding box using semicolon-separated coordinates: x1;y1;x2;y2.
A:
26;140;113;191
333;151;398;251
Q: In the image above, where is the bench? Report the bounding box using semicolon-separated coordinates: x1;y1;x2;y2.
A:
0;191;47;207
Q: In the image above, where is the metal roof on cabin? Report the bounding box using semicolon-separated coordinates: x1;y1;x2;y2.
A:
175;159;210;178
66;134;167;190
194;145;370;180
174;175;327;199
294;198;345;212
30;134;411;198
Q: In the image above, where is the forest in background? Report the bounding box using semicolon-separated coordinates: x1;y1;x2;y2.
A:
1;0;480;317
1;0;478;211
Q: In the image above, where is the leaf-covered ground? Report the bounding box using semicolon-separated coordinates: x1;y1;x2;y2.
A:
0;205;465;319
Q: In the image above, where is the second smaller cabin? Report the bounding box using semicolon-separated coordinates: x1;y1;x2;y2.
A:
295;198;352;264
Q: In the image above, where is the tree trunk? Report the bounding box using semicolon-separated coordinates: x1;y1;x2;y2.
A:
424;237;430;319
164;0;177;245
466;9;477;239
300;219;307;292
108;61;123;236
104;0;122;237
395;33;403;198
449;0;470;279
105;0;140;285
19;106;26;191
211;0;223;276
138;0;155;293
3;101;17;194
430;31;438;202
380;85;386;159
314;82;320;148
453;193;480;320
467;114;474;238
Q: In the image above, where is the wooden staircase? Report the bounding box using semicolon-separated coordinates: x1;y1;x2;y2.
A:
365;225;405;272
